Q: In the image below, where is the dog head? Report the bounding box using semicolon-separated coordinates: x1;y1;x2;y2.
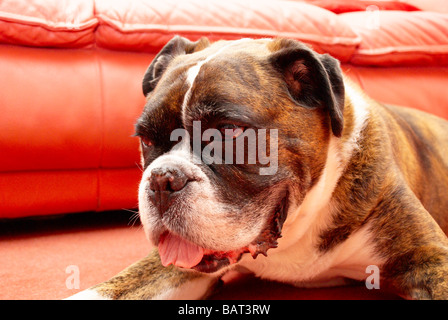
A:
135;36;345;273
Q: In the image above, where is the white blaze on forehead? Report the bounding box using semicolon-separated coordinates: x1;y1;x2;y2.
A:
181;38;252;123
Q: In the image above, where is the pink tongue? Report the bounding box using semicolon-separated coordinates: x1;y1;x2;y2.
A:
158;232;204;269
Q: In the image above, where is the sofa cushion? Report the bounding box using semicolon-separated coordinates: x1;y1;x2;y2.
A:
0;45;102;172
400;0;448;13
94;0;361;62
0;0;97;48
340;11;448;66
301;0;421;13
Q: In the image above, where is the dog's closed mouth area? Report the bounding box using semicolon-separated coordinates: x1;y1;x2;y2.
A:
157;190;289;273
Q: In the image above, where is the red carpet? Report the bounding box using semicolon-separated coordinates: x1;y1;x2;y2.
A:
0;211;401;300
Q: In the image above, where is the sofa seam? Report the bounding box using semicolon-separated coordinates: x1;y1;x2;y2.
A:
94;49;105;211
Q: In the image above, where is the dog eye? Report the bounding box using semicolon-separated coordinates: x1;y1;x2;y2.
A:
218;124;245;140
140;136;153;148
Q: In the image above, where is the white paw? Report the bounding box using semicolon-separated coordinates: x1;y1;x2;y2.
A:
64;289;110;300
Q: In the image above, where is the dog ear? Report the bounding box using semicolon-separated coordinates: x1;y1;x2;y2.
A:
269;39;345;137
142;36;210;96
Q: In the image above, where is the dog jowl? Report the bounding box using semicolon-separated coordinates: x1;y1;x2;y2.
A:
68;36;448;300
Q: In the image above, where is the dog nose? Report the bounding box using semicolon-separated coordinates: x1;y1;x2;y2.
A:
148;168;189;215
149;168;189;192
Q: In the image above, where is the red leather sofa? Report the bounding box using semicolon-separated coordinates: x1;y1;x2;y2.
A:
1;0;448;220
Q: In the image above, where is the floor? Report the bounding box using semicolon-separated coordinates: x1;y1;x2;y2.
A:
0;211;401;300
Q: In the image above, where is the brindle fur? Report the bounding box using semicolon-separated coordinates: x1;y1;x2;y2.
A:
318;88;448;299
92;248;219;300
75;37;448;300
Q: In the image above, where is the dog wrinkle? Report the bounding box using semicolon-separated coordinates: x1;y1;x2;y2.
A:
181;39;253;125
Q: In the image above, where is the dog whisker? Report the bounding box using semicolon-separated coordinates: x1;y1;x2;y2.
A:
122;208;141;227
135;162;144;172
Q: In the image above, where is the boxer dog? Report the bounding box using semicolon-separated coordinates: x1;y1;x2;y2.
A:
68;36;448;300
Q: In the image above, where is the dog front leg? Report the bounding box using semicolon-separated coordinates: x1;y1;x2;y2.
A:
371;189;448;300
65;248;221;300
